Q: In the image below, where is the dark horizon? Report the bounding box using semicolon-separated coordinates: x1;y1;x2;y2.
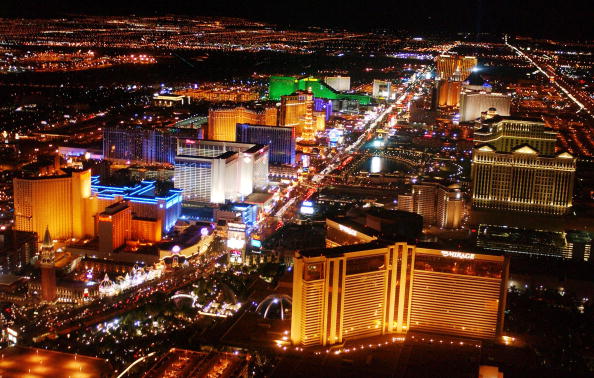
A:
2;0;593;40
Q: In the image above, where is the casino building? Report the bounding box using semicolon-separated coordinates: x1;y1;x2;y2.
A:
471;144;575;215
14;168;92;241
291;241;508;347
174;139;269;203
473;116;557;156
103;125;198;165
236;123;296;165
207;106;277;142
435;55;477;81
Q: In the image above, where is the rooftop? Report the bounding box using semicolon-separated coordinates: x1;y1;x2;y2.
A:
0;346;112;378
91;176;182;205
245;192;275;204
144;348;249;378
479;115;547;126
298;240;390;258
101;201;130;215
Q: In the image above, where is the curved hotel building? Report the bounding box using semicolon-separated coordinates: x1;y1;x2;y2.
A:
291;241;508;347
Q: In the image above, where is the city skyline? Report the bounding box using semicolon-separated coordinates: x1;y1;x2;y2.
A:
0;6;592;378
2;1;593;39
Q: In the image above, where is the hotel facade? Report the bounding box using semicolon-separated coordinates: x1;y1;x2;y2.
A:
174;139;269;203
473;117;557;156
14;169;92;241
291;241;508;347
471;144;575;215
435;55;477;81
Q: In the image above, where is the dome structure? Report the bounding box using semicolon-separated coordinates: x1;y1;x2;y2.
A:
256;295;292;320
98;274;115;295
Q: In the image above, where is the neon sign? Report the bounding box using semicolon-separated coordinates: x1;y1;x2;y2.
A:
441;251;475;259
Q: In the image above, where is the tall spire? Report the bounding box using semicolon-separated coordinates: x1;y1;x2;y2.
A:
40;226;55;267
39;225;57;302
42;226;53;249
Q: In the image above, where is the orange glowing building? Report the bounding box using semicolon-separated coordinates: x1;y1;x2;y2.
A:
437;79;463;107
279;91;316;141
291;241;508;347
13;169;92;241
435;55;477;107
435;55;477;81
175;87;260;102
207;106;277;141
97;202;132;255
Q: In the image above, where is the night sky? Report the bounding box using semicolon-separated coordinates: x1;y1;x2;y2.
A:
1;0;593;39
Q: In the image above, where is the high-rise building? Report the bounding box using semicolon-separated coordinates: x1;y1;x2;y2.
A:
411;184;438;225
97;202;132;254
14;169;92;241
437;185;464;229
207;106;277;142
39;227;57;302
409;98;437;125
313;98;333;121
103;126;197;165
372;79;391;99
435;55;477;108
473;117;557;156
313;111;326;132
174;139;269;203
324;76;351;91
262;106;278;127
279;91;316;141
207;107;260;141
471;144;575;215
410;247;507;339
437;79;463;107
0;228;37;273
290;241;508;346
435;55;477;81
397;194;414;212
236;123;296;165
459;91;511;122
398;183;464;228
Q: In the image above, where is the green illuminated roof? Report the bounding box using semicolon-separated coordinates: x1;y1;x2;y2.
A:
269;76;371;105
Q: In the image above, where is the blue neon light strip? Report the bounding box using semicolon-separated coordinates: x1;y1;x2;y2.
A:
91;176;183;205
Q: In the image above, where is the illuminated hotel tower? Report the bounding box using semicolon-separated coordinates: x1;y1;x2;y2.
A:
435;55;477;107
291;241;508;347
207;107;260;142
435;55;477;81
39;227;57;302
471;144;575;215
398;183;464;229
207;106;278;142
459;92;511;122
473;117;557;156
280;91;315;141
13;169;92;241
